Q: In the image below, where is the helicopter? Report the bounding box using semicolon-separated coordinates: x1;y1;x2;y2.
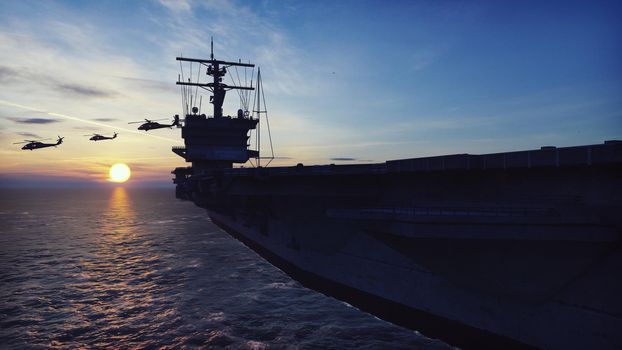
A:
84;132;118;141
14;136;64;150
129;115;180;131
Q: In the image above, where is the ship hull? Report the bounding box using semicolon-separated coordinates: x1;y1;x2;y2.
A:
208;212;536;349
174;143;622;349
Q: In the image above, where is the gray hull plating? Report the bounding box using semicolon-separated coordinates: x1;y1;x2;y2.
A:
173;143;622;349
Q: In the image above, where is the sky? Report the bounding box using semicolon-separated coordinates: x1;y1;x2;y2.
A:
0;0;620;187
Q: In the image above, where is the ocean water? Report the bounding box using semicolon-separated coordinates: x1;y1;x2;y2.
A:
0;188;452;349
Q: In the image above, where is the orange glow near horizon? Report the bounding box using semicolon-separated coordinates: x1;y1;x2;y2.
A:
108;163;131;183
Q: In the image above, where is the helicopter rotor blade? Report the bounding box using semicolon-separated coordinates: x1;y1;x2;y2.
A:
129;117;167;124
14;136;54;144
15;138;51;143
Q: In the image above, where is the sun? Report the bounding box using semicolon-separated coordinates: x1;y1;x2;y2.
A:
109;163;131;183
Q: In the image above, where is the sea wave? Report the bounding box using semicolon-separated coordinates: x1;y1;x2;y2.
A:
0;188;449;349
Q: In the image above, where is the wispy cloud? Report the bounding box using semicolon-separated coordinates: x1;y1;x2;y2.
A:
73;126;101;131
0;64;117;99
116;76;175;92
330;157;357;161
0;66;19;82
8;117;62;124
16;132;42;138
92;117;117;122
158;0;192;13
0;100;180;143
153;0;317;97
56;83;115;98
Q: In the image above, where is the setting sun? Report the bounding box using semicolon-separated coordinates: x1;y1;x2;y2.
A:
109;163;131;183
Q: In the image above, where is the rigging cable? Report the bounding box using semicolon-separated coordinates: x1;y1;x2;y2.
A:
179;57;187;116
259;69;275;166
195;62;201;106
234;66;245;109
230;66;243;110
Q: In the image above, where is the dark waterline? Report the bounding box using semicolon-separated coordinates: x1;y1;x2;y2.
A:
0;188;452;349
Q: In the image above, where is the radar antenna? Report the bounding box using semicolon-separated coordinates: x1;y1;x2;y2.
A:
176;42;254;118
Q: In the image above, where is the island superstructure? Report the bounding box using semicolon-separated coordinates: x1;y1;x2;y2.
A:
170;46;622;350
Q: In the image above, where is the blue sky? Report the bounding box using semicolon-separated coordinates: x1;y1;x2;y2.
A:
0;0;620;186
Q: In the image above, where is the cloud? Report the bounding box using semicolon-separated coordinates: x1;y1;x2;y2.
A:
8;117;62;124
116;76;175;92
153;0;316;96
0;64;117;99
56;83;115;98
17;132;42;138
92;117;117;122
330;157;357;161
0;66;19;83
1;101;180;143
327;157;375;162
73;126;101;131
158;0;192;13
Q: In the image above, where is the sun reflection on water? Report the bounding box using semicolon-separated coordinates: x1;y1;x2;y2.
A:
104;187;135;234
55;187;167;347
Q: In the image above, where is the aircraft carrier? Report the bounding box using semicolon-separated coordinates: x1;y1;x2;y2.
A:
170;48;622;349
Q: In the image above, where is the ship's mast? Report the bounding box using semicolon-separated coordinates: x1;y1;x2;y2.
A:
172;41;273;170
176;38;254;118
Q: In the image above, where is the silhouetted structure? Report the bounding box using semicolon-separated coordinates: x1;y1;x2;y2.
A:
170;45;622;350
